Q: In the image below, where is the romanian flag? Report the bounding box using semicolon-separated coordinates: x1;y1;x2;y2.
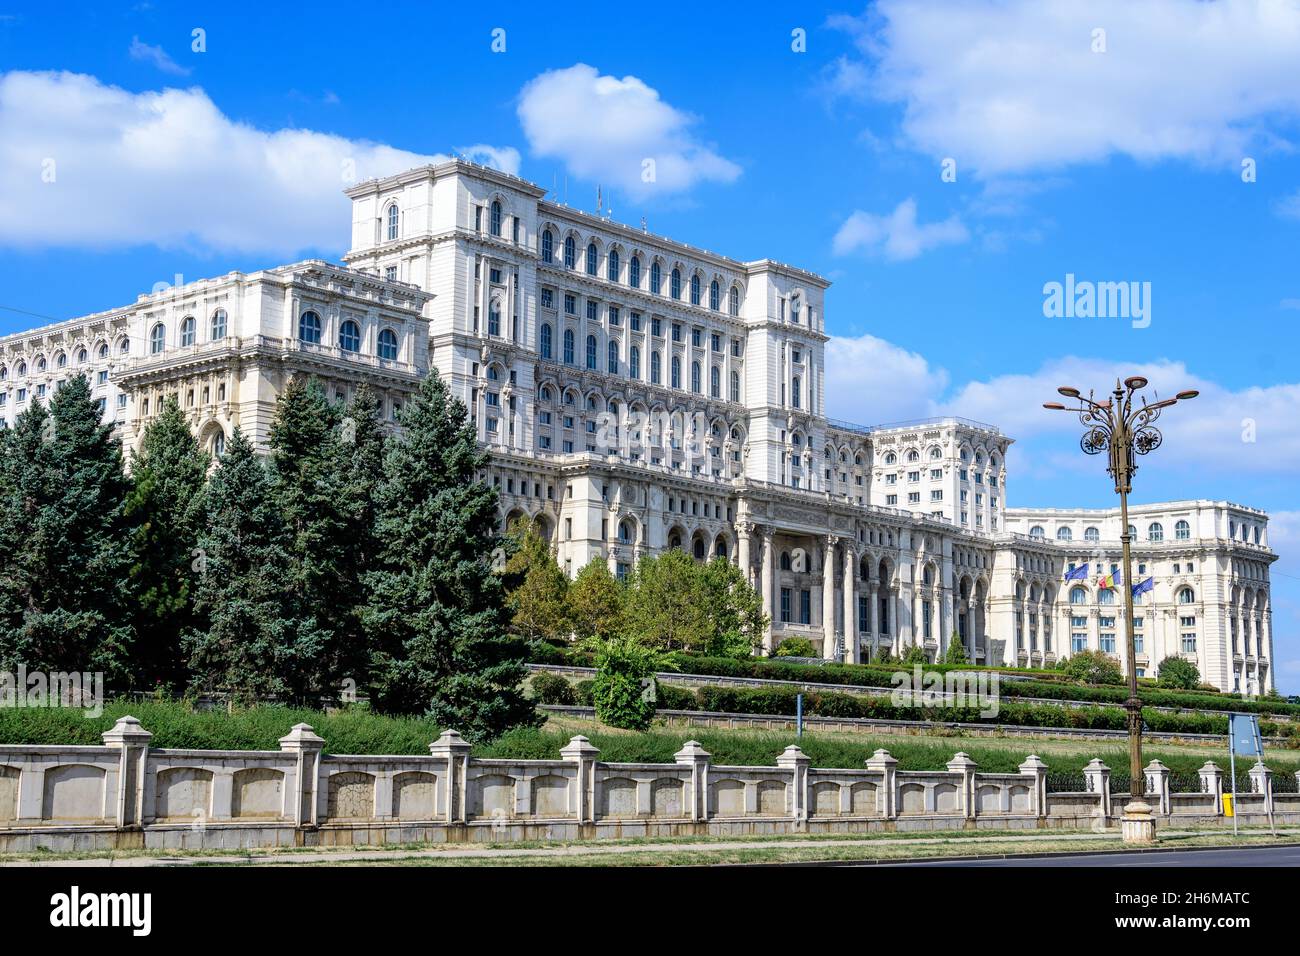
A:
1098;570;1122;591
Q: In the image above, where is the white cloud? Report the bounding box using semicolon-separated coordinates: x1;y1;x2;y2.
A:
516;63;740;199
832;199;968;261
831;0;1300;177
128;37;189;76
0;71;520;256
824;333;949;426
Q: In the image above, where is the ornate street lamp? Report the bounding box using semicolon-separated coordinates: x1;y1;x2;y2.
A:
1043;377;1197;844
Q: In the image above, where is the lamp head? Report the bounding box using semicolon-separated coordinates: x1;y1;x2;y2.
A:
1057;386;1080;399
1043;402;1066;410
1124;376;1149;391
1176;390;1199;400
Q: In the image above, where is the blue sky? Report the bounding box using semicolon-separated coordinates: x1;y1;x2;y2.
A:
1;1;1298;690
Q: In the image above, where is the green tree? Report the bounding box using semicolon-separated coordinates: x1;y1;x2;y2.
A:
701;557;767;657
183;429;308;701
567;557;624;642
773;636;816;658
362;371;538;742
944;630;969;665
1156;655;1200;690
504;520;571;644
901;643;929;666
587;633;666;731
0;377;136;680
1061;648;1124;685
624;549;711;652
124;398;209;691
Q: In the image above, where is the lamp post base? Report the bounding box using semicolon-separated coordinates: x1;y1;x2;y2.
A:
1121;799;1157;845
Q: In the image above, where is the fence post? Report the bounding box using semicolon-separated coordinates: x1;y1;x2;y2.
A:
675;740;712;823
429;730;472;824
1019;755;1048;818
1144;759;1171;816
1198;761;1224;816
865;749;898;819
946;752;978;821
1248;761;1273;816
776;745;811;830
1083;759;1111;819
561;735;600;825
279;723;326;827
102;716;151;829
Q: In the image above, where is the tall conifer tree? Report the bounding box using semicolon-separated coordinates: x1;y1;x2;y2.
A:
363;371;538;741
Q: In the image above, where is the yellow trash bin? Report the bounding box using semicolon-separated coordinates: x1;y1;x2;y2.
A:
1223;793;1234;817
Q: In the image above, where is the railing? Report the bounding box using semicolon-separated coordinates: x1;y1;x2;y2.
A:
826;416;1002;436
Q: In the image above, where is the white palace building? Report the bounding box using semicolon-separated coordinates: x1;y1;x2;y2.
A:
0;161;1277;694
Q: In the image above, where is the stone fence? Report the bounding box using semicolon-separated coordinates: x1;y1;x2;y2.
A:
0;716;1295;853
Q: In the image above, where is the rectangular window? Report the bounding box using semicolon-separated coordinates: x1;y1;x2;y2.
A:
630;312;642;331
652;317;662;337
541;288;554;309
800;589;812;626
780;588;792;624
672;323;682;342
564;293;576;315
711;332;721;352
586;301;598;321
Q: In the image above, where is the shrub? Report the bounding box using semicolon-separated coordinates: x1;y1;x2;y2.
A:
773;637;816;658
901;644;929;665
943;633;969;665
587;634;664;731
1060;650;1124;686
529;672;576;705
1156;656;1201;690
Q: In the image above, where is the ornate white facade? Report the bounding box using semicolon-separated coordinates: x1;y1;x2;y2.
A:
0;160;1276;692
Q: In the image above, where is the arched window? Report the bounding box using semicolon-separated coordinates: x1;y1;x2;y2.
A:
299;310;322;344
585;334;597;369
1178;587;1195;604
586;243;598;276
540;323;553;360
619;519;635;544
1070;586;1086;605
541;229;554;263
651;261;662;294
563;236;576;268
607;340;619;374
671;355;681;389
1175;519;1190;540
180;315;196;347
386;203;399;241
930;447;942;459
670;268;681;300
651;351;662;384
1057;527;1072;541
211;431;225;456
780;551;792;571
791;375;801;409
710;365;720;398
98;343;109;359
149;323;165;354
76;348;87;364
689;273;700;305
709;280;720;311
377;328;398;361
1127;524;1137;538
211;309;227;339
629;256;640;288
563;329;575;365
729;285;740;317
1148;522;1164;542
338;319;361;353
691;361;701;393
1099;589;1115;606
629;345;640;378
119;337;130;354
1029;526;1045;539
885;452;897;465
907;450;920;463
607;248;620;282
490;200;502;237
730;369;740;402
1085;526;1100;542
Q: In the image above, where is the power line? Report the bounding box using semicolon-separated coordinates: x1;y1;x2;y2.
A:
0;303;65;324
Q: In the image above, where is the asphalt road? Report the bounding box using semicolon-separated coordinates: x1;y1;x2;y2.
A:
873;845;1300;867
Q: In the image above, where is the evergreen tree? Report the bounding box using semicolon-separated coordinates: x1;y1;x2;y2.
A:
944;630;970;665
567;557;624;642
624;549;711;652
267;377;352;699
125;398;209;690
363;371;538;742
700;557;767;657
183;429;306;701
504;520;571;644
0;377;136;679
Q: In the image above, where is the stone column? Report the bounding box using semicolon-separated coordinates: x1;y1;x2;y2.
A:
737;520;753;582
776;745;811;830
822;535;838;660
1083;758;1112;819
868;582;880;659
430;729;472;824
865;749;898;819
102;715;152;829
1019;754;1048;818
761;528;775;653
1249;761;1274;817
279;722;326;828
843;545;858;663
946;751;978;821
675;740;712;823
561;735;600;825
1144;759;1171;816
1198;761;1224;815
